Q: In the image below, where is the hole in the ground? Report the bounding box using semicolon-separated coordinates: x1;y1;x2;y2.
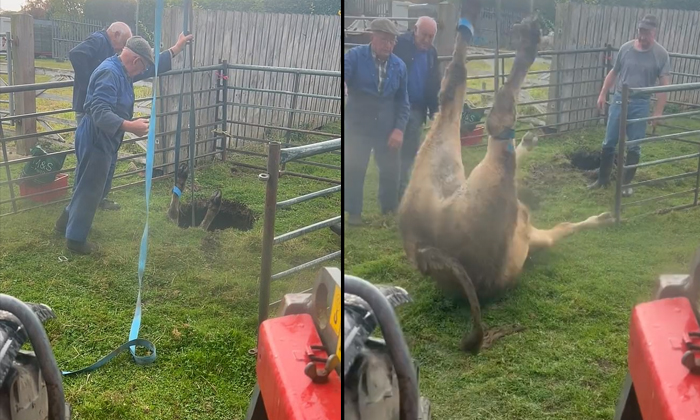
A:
568;150;601;170
178;199;256;232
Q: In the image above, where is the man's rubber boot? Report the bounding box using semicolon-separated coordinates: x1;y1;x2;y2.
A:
585;154;618;180
329;223;341;236
622;151;640;197
54;209;68;236
66;239;97;255
588;150;615;190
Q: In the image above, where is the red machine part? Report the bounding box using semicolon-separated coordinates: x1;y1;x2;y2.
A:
628;297;700;420
256;313;341;420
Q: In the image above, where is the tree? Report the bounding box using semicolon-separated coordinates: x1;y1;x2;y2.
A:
21;0;50;20
45;0;84;19
84;0;136;28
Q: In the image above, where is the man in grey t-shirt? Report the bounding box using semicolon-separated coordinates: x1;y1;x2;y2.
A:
588;14;670;196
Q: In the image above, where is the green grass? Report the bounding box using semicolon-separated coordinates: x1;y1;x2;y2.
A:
0;127;340;419
465;58;553;107
35;57;75;71
0;57;75;71
344;119;700;420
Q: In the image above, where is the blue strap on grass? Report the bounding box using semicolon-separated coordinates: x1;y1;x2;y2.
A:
61;0;163;377
173;186;182;197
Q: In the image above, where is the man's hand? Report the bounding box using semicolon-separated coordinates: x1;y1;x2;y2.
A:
170;33;195;56
597;94;607;112
124;118;150;137
651;111;663;127
388;129;403;150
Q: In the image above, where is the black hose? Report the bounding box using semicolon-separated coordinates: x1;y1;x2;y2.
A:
0;294;65;420
344;275;419;420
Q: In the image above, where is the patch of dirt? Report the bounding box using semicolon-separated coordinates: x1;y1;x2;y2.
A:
523;153;572;186
179;199;256;232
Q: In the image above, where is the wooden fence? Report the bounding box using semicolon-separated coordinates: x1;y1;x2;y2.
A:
549;3;700;130
157;7;342;170
344;0;391;19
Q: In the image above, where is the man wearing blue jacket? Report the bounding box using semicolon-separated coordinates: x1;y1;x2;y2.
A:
55;37;160;254
392;16;440;201
344;18;410;226
68;22;193;210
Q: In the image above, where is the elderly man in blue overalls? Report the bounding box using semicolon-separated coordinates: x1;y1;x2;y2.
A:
54;36;160;254
344;18;410;226
69;22;193;210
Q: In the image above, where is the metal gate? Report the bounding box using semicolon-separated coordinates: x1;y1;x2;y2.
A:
52;18;104;61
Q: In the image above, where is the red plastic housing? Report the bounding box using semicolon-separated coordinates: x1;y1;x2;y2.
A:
18;173;68;203
628;297;700;420
256;313;341;420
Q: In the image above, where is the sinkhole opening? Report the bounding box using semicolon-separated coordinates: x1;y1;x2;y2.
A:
568;150;601;171
178;199;256;232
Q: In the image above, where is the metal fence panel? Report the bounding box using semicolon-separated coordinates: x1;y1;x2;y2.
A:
52;18;104;61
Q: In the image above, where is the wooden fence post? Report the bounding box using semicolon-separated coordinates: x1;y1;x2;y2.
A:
11;13;36;156
436;2;456;60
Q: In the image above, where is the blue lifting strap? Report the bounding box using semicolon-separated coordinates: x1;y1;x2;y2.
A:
61;0;164;376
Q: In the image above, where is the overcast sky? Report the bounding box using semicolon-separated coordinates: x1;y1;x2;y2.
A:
1;0;26;12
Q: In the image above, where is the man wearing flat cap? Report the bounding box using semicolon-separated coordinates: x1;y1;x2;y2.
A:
69;23;193;211
344;18;410;226
54;36;157;254
589;14;670;197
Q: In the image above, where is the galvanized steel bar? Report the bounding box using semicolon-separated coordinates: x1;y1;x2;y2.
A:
670;71;700;79
626;129;700;146
291;160;341;170
695;146;700;206
6;32;13;123
630;81;700;94
0;122;17;213
276;185;341;208
467;77;605;96
221;121;338;138
134;87;220;103
628;108;700;124
0;80;73;94
221;60;228;160
226;63;340;77
258;142;281;330
625;153;700;169
273;216;342;244
615;85;629;224
271;251;341;281
626;171;698;189
226;85;340;101
225;160;341;184
284;73;302;147
494;0;501;93
344;15;418;22
279;138;341;164
226;102;340;118
435;47;609;62
465;65;602;81
621;189;697;208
